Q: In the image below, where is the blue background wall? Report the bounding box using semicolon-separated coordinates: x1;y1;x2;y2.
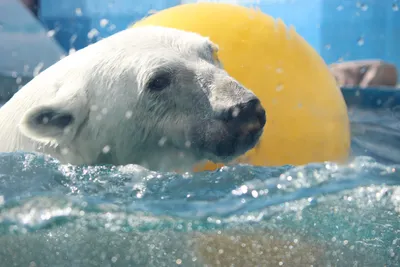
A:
39;0;181;51
38;0;400;69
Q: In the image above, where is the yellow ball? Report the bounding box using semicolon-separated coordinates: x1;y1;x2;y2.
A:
133;3;350;171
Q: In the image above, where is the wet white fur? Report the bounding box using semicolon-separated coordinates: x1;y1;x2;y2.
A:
0;26;258;171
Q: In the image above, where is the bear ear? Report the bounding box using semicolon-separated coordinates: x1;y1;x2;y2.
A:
19;90;89;144
205;40;222;67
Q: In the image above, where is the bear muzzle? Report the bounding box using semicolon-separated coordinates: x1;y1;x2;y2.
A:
213;98;266;158
190;98;266;162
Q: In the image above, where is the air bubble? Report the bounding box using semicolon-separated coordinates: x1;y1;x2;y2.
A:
393;3;399;11
357;37;364;46
337;5;344;11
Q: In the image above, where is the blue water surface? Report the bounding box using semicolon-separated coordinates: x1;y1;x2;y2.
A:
0;107;399;267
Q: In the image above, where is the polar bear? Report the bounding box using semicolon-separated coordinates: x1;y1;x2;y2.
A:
0;26;266;172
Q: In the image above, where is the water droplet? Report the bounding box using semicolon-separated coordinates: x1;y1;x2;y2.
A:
361;3;368;11
276;68;284;74
393;3;399;11
47;29;56;37
325;44;331;50
87;28;99;39
61;147;69;155
99;19;109;28
125;110;133;119
158;137;167;147
102;145;110;154
337;5;344;11
148;9;158;15
176;259;182;265
276;84;284;92
240;185;248;194
231;107;240;117
75;8;82;16
357;37;365;46
33;62;44;77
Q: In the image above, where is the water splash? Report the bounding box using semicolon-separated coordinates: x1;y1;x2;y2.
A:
0;149;398;266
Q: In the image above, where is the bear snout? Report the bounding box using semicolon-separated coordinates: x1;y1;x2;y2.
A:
209;98;266;159
216;98;266;132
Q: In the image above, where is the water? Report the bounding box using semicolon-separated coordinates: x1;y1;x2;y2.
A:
0;107;399;267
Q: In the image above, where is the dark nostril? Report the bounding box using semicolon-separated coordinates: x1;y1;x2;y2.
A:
216;98;266;128
233;99;266;123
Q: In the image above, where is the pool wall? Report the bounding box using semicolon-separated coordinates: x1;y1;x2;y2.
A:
38;0;400;70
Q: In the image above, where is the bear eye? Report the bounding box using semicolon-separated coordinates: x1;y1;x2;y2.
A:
147;73;172;92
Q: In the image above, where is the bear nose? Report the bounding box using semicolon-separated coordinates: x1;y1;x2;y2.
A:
218;98;266;130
